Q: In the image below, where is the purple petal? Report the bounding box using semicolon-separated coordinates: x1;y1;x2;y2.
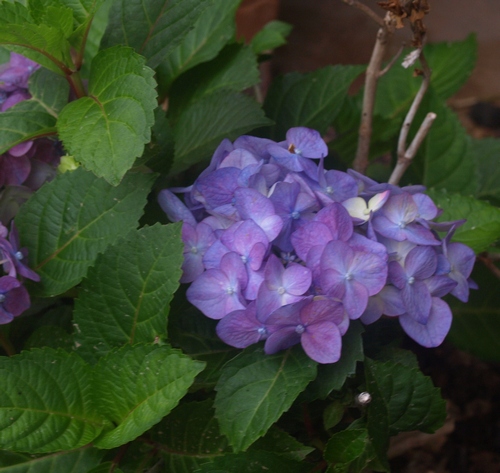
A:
401;280;432;324
300;298;344;326
286;127;328;159
3;284;30;318
291;221;332;262
233;135;274;160
283;263;312;296
314;203;353;241
424;275;457;298
158;189;197;226
404;246;437;280
343;279;369;319
413;193;438;220
399;298;452;347
264;326;301;354
216;303;267;348
196;167;241;209
219;148;259;169
301;321;341;363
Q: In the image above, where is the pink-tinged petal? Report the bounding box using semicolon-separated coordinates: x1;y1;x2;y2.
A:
264;326;301;354
342;197;370;222
347;233;388;259
368;190;390;212
349;251;387;296
9;140;33;157
305;245;323;284
343;280;369;319
401;280;431;324
291;221;332;262
186;269;246;320
216;304;267;348
283;263;312;296
413;193;438;220
302;321;341;363
286;127;328;158
219;148;259;169
399;298;452;347
381;193;419;224
221;252;248;289
158;189;197;226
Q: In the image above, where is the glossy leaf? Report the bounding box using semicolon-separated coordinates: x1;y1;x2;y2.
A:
0;349;107;453
57;46;157;184
171;91;272;175
15;168;154;296
101;0;211;69
264;65;364;140
92;344;205;449
427;189;500;253
74;223;183;363
214;346;317;452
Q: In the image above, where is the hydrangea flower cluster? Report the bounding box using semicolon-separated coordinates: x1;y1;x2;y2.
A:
159;127;476;364
0;221;39;324
0;53;62;223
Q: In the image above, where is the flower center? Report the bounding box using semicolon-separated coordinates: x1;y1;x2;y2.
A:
0;294;5;303
226;287;235;295
277;286;286;295
241;255;248;264
257;327;267;336
190;246;198;254
291;210;300;220
345;272;353;281
326;186;334;195
295;324;305;334
407;276;415;285
15;251;23;260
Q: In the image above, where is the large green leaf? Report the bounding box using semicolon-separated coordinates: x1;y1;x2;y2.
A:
92;344;205;449
57;46;157;185
421;99;477;193
168;43;260;117
0;2;73;75
214;346;317;452
0;68;68;154
250;20;292;54
363;355;445;469
74;223;184;363
15;168;154;297
152;400;230;471
0;447;103;473
264;65;364;140
101;0;211;69
171;91;272;175
447;264;500;362
472;137;500;201
426;189;500;253
155;0;242;91
324;428;372;473
0;349;107;453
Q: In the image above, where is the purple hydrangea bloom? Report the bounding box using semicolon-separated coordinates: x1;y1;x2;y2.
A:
0;276;30;324
264;298;346;364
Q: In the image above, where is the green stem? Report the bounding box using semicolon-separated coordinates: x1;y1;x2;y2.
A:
67;71;87;99
0;330;16;356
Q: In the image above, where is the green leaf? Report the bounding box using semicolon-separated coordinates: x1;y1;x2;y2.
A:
0;349;107;453
323;400;345;431
29;66;70;115
74;223;184;363
155;0;242;91
324;429;369;466
424;34;477;100
0;447;103;473
214;346;317;452
101;0;211;69
15;168;154;297
194;451;310;473
472;137;500;201
85;462;124;473
447;264;500;362
250;20;292;54
92;344;205;449
263;65;364;140
24;325;73;351
168;43;260;117
365;356;446;436
421;99;477;193
304;321;364;401
250;427;314;462
0;2;73;75
57;46;157;185
152;400;230;471
141;107;175;174
171;91;272;175
426;189;500;253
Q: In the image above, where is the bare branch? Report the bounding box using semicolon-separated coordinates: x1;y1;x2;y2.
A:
379;43;405;77
341;0;385;27
388;112;436;184
352;12;395;174
479;254;500;280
